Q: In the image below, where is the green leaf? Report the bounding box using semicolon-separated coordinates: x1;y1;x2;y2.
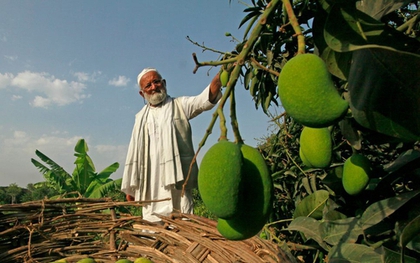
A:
293;190;330;219
31;138;121;199
323;209;347;222
313;8;353;81
324;4;419;53
287;216;329;251
74;138;89;154
358;250;383;263
406;235;420;254
348;48;420;142
96;162;120;182
383;149;420;174
72;142;97;195
355;0;413;20
319;47;352;81
320;217;363;246
244;67;253;91
31;150;72;193
400;215;420;261
31;158;52;175
359;190;420;230
373;246;420;263
375;149;420;194
328;243;378;263
322;166;345;196
85;178;122;199
339;117;362;151
33;150;70;176
239;9;261;33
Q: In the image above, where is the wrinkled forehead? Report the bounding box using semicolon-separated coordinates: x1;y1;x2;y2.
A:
140;71;161;83
137;68;161;87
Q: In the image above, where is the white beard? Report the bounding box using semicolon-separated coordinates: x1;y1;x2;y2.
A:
144;89;167;106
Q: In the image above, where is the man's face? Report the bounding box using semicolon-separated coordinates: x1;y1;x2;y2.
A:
139;71;167;106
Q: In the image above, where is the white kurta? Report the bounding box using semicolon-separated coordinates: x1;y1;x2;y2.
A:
122;85;220;222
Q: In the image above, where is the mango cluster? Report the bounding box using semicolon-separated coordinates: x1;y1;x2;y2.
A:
198;140;274;240
277;54;349;171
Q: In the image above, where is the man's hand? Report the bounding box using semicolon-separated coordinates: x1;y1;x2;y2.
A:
209;73;222;103
126;194;135;201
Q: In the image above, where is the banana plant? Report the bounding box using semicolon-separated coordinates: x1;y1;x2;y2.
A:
31;138;121;199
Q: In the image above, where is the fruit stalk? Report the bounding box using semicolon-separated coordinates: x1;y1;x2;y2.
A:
218;106;228;141
191;0;281;144
183;0;281;192
212;0;281;138
283;0;305;54
229;87;244;144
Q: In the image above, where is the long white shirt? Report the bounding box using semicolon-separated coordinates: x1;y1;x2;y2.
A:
121;85;220;221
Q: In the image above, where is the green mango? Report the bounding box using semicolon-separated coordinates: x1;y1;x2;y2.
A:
278;54;348;128
134;257;154;263
217;144;273;240
76;258;96;263
220;70;229;87
342;154;371;195
198;140;243;219
299;126;332;168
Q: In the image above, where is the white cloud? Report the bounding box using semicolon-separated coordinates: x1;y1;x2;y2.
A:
73;71;102;83
0;72;13;88
11;95;22;101
0;131;84;186
4;55;18;61
3;130;81;155
6;131;31;148
108;75;130;87
0;130;127;187
95;144;127;157
32;96;51;108
0;70;90;108
94;144;128;171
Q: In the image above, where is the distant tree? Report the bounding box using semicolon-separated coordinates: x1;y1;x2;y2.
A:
0;187;8;204
20;182;60;202
31;139;122;199
6;183;22;204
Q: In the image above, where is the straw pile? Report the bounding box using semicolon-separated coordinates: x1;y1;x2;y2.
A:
0;198;295;263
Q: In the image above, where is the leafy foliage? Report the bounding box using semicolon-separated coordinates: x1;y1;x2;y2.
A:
31;138;122;199
20;182;60;202
5;183;22;204
192;0;420;262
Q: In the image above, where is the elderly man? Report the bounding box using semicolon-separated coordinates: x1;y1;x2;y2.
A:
121;68;222;223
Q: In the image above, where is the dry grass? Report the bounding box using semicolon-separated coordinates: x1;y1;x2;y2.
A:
0;198;294;263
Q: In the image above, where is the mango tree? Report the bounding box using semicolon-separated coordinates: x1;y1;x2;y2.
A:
189;0;420;262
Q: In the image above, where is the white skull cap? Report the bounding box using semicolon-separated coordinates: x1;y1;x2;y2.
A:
137;68;159;88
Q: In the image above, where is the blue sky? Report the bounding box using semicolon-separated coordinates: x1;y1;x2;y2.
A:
0;1;276;187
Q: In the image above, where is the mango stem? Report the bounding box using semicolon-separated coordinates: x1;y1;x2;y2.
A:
282;0;305;54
